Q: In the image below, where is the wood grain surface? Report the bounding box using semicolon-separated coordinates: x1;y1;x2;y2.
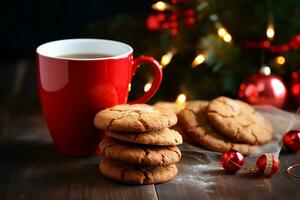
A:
0;61;299;200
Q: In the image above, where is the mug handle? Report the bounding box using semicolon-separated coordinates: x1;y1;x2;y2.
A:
128;55;163;104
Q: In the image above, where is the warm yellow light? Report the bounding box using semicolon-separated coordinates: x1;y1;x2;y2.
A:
223;33;232;43
275;56;285;65
192;54;205;68
176;93;187;108
216;23;232;43
152;1;168;11
128;83;131;92
144;83;152;92
160;52;173;68
217;28;227;37
266;24;275;39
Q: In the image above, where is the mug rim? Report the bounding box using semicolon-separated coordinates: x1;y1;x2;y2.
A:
36;38;133;61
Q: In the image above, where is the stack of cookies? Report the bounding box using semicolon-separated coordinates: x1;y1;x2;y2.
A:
94;104;183;185
178;97;273;155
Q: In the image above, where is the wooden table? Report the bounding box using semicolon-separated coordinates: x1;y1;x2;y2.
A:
0;61;299;200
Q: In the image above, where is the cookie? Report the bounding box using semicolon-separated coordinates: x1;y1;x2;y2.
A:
171;123;197;145
99;158;178;185
100;137;181;166
179;129;198;145
94;104;177;132
206;97;273;145
153;101;183;114
105;128;183;146
178;101;257;155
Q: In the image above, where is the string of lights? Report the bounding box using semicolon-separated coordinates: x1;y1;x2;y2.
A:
147;0;297;104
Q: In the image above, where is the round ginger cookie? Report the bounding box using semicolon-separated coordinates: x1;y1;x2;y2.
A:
99;158;178;185
171;124;197;145
153;101;197;144
105;128;182;146
206;97;273;145
94;104;177;132
99;137;181;166
178;101;257;155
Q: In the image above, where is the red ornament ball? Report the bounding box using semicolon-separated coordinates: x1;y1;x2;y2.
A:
239;66;287;108
283;130;300;152
290;70;300;105
290;34;300;50
256;154;280;177
183;8;196;27
221;150;244;173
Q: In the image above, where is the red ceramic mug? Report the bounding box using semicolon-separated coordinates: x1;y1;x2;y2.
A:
36;39;162;157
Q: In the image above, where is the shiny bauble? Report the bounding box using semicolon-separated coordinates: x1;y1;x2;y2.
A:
283;130;300;152
256;154;280;177
238;66;287;108
221;150;244;173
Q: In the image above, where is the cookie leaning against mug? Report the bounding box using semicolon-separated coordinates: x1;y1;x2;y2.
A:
206;96;273;145
94;104;177;132
99;158;178;185
178;101;257;155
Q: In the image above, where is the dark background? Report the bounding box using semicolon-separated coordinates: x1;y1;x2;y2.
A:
0;0;146;59
1;0;299;106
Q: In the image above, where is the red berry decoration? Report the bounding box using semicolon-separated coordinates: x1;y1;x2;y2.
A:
221;150;244;173
256;154;280;177
283;130;300;152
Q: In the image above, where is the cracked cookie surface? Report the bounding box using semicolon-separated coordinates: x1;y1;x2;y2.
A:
99;158;178;185
178;101;257;155
105;127;182;146
206;97;273;145
94;104;177;132
99;137;181;166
